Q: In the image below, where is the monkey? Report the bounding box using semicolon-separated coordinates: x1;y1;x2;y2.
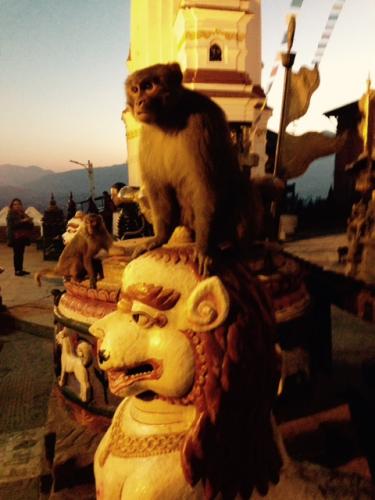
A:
125;62;263;271
35;213;113;289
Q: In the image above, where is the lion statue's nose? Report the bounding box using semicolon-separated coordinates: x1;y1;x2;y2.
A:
98;349;110;364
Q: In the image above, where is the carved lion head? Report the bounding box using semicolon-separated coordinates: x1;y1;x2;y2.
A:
90;245;281;499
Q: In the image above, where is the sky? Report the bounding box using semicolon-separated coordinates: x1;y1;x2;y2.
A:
0;0;374;177
0;0;131;171
263;0;375;134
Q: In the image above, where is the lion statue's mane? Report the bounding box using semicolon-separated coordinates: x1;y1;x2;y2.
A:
139;246;282;500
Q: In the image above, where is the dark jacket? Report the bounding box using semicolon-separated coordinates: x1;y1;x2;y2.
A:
6;210;34;246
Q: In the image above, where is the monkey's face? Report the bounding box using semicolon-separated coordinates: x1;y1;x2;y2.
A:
126;63;183;125
84;214;102;236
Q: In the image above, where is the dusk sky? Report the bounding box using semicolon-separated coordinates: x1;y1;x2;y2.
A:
1;0;374;174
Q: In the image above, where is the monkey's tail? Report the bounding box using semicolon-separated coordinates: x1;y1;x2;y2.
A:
34;268;59;287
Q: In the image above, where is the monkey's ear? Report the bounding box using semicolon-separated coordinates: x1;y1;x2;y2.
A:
186;277;230;332
125;75;132;89
166;63;183;88
124;76;135;100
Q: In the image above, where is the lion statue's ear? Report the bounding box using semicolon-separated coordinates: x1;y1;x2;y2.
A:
186;277;229;332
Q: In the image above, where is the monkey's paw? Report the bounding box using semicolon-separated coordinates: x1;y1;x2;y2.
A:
192;249;212;277
89;278;97;289
131;237;165;259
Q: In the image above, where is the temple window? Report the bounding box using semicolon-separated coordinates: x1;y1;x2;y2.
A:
209;43;222;61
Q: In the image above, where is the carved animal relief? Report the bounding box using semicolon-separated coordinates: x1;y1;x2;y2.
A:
56;327;92;403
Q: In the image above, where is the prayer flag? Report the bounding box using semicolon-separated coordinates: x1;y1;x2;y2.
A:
290;0;304;7
281;132;347;179
284;65;320;126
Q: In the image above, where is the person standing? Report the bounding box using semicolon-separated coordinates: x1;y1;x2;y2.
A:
6;198;34;276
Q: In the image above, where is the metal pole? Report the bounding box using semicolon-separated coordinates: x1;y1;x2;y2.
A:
270;16;296;240
87;160;95;199
273;51;296;177
69;159;96;199
273;15;296;177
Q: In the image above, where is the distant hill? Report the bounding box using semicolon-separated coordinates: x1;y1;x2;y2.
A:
0;164;128;212
0;164;55;186
294;156;334;200
27;164;129;196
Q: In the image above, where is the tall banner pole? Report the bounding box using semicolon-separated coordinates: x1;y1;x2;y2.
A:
270;16;296;240
273;15;296;178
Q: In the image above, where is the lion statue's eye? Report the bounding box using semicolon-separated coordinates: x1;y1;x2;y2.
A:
132;312;155;328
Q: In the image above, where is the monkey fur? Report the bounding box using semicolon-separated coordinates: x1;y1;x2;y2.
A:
35;213;113;289
126;63;263;268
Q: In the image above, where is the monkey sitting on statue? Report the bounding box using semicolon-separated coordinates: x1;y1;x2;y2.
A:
126;63;265;272
35;213;113;289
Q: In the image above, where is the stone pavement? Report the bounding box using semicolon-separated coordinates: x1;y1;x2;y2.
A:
0;244;57;499
0;244;98;499
0;243;59;337
0;330;53;499
284;233;348;273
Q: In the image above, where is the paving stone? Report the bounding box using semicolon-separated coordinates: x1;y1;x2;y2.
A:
0;427;45;485
0;477;40;500
0;243;57;338
0;332;53;433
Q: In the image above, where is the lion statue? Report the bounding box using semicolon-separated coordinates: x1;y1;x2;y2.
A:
89;236;372;499
89;236;283;500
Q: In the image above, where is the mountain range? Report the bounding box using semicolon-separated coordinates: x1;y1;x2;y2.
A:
0;157;332;214
294;156;334;201
0;164;128;212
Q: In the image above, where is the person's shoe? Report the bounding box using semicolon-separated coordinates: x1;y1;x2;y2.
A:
20;270;30;275
15;271;23;276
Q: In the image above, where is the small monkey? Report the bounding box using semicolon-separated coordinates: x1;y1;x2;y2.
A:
35;213;113;289
126;63;261;269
